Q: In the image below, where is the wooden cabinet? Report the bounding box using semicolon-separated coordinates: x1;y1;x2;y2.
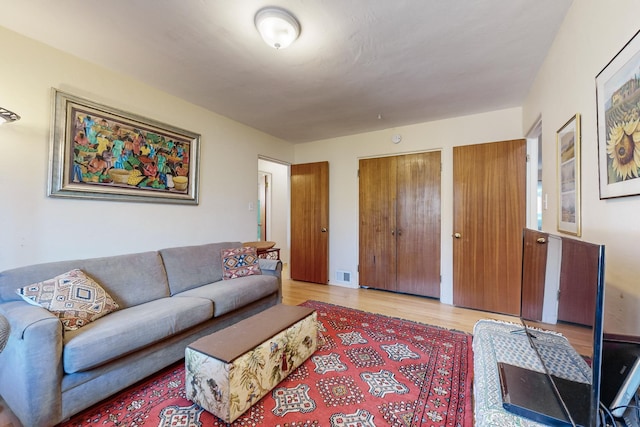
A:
358;151;441;298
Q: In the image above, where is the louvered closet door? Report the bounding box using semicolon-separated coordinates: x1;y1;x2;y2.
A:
359;152;441;298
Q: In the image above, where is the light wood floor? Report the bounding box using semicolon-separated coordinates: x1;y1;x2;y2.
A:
282;276;593;356
0;274;593;427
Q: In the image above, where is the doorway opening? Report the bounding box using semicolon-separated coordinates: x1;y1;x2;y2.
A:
526;118;543;231
257;157;290;265
257;171;272;241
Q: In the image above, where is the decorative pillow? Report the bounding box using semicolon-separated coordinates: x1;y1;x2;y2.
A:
221;247;262;280
16;269;119;331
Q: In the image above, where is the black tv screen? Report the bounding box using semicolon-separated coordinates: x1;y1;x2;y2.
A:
520;229;605;426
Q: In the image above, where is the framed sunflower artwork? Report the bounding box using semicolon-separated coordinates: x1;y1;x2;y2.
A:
596;29;640;199
557;114;581;236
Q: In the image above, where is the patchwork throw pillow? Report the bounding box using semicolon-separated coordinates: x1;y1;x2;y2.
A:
221;247;262;280
16;269;119;331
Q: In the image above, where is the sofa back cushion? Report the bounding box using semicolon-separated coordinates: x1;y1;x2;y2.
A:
160;242;241;295
0;251;169;308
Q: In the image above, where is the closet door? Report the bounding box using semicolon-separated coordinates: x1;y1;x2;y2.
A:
396;152;441;297
359;152;441;298
359;156;397;291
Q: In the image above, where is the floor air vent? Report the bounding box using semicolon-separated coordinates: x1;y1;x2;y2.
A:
336;270;352;284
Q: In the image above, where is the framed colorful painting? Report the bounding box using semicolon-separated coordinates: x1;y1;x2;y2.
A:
596;29;640;199
48;89;200;204
557;114;581;236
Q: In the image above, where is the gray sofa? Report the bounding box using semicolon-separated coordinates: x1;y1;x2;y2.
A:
0;241;282;427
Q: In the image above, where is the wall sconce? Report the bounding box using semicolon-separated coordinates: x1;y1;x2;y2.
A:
0;107;20;124
255;7;300;49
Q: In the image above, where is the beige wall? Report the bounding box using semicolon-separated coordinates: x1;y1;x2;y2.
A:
523;0;640;335
293;107;524;304
0;26;294;271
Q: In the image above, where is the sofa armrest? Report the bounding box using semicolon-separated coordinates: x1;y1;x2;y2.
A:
3;300;57;336
258;258;282;273
258;259;283;302
0;301;63;427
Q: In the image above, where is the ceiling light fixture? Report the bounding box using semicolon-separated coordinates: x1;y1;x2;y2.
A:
0;107;20;124
255;7;300;49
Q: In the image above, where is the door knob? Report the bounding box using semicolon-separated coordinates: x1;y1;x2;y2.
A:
454;232;461;239
321;227;327;233
536;237;546;244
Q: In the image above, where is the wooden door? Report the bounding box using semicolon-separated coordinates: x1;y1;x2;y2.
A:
290;162;329;284
453;139;526;315
396;152;441;297
359;152;441;298
557;238;599;327
521;228;549;321
359;156;397;291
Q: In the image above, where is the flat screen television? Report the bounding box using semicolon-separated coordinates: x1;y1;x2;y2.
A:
600;334;640;419
503;229;606;426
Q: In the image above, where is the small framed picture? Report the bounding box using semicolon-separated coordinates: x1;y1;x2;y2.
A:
557;114;581;236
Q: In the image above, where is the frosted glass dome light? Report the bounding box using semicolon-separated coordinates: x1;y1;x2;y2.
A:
255;7;300;49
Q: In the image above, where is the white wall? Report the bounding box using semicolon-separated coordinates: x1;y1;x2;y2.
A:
523;0;640;335
293;108;523;303
0;26;294;272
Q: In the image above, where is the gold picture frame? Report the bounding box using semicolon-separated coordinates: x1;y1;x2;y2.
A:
48;89;200;204
557;113;581;236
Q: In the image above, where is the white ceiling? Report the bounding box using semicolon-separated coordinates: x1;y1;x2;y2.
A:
0;1;572;143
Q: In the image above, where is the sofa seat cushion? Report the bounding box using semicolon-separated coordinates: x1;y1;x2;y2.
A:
62;296;213;374
174;275;279;317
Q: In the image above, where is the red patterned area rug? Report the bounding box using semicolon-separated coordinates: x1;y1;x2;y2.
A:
60;300;473;426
